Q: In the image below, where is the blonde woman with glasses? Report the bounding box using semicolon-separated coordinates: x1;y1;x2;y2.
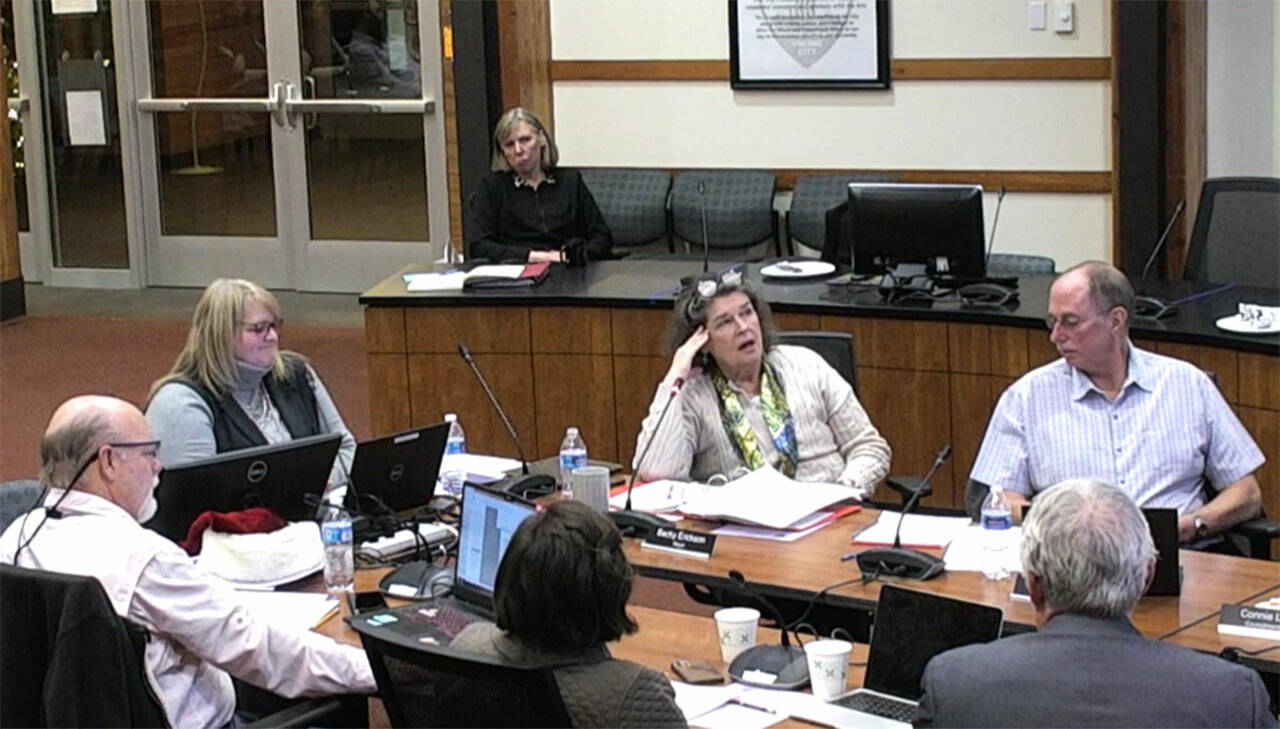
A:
145;279;355;494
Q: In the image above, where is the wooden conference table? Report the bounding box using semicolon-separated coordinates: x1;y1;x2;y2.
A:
359;260;1280;515
621;505;1280;639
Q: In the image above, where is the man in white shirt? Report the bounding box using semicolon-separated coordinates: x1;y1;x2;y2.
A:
0;395;375;728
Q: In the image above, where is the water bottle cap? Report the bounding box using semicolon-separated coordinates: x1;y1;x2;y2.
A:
567;427;579;436
444;413;457;422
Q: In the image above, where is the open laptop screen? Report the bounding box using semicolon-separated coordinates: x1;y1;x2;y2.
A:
453;484;536;605
348;422;449;513
864;585;1004;701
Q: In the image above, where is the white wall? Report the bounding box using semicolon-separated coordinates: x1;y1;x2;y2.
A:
1206;0;1278;177
548;0;1114;268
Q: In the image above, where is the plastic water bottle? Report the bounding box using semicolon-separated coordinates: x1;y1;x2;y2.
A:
979;485;1012;580
558;427;588;494
320;505;354;594
444;413;466;455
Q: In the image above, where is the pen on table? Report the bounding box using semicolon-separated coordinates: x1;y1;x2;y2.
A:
311;603;341;630
840;551;860;562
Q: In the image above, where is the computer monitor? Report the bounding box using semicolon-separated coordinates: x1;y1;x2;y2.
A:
145;433;342;542
848;183;987;278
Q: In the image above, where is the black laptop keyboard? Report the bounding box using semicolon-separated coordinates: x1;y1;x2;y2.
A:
398;602;483;641
833;692;916;723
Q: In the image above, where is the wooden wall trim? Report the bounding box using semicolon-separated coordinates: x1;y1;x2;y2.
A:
551;57;1112;82
0;38;20;284
576;167;1111;194
496;0;554;127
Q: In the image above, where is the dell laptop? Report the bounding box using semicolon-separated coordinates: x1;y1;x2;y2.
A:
347;422;450;514
145;432;342;542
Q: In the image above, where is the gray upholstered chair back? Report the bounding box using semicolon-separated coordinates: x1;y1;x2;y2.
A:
1;480;43;533
1184;177;1279;289
579;168;672;248
986;253;1056;276
670;170;777;259
786;174;896;257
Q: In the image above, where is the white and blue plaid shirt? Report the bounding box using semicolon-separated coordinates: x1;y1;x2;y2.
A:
970;343;1264;513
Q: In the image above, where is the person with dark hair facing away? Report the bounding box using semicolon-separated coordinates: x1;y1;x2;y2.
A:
450;500;686;728
468;107;613;264
633;267;890;498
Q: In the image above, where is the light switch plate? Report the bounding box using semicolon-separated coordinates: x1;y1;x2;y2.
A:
1028;1;1047;30
1052;1;1074;33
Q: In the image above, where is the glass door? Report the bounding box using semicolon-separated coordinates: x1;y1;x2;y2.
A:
131;0;448;292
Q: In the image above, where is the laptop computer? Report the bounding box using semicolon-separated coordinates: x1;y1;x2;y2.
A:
1023;501;1181;597
145;433;342;542
365;483;537;643
347;422;450;514
793;585;1004;729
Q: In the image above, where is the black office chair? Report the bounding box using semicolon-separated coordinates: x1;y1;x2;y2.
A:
1;563;170;728
1183;176;1279;290
579;168;672;255
0;563;358;728
776;331;858;395
351;624;571;728
785;174;895;258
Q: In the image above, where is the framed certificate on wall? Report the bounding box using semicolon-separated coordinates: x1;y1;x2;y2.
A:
729;0;891;89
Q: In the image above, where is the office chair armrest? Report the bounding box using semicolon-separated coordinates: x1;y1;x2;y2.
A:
886;476;932;505
1229;516;1280;541
243;696;357;728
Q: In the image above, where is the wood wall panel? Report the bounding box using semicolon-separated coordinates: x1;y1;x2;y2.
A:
614;356;670;467
773;312;821;332
533;354;617;460
531;307;612;353
407;353;536;458
364;308;406;353
858;368;954;507
1236;406;1279;521
0;36;18;284
948;323;990;375
1027;333;1059;369
990;327;1031;377
612;309;670;356
1239;353;1280;410
1154;341;1238;402
550;57;1111;82
367;354;411;436
862;319;949;371
405;307;530;353
949;374;1001;506
496;0;553;127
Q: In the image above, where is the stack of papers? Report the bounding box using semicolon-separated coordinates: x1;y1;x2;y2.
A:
850;512;972;548
440;453;522;485
671;683;784;729
678;466;858;529
942;524;1024;573
403;264;548;292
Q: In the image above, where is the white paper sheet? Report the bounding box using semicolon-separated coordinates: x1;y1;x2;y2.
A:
670;681;744;721
405;270;467;292
440;453;522;482
679;466;856;529
943;524;1024;573
690;702;784;729
608;479;689;513
233;590;339;630
850;512;972;549
65;90;106;146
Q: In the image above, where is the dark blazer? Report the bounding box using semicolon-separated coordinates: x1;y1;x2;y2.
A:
469;169;613;263
914;613;1277;728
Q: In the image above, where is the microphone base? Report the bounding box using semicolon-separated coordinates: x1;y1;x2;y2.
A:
609;509;671;539
728;644;809;690
855;547;946;581
494;473;557;499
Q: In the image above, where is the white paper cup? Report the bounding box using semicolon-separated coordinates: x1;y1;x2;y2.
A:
804;639;852;700
714;607;760;663
570;466;611;513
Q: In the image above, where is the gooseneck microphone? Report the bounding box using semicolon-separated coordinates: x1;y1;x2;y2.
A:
982;185;1007;273
854;444;951;581
698;180;711;275
611;378;685;539
724;569;810;690
1134;200;1186;320
457;344;556;498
